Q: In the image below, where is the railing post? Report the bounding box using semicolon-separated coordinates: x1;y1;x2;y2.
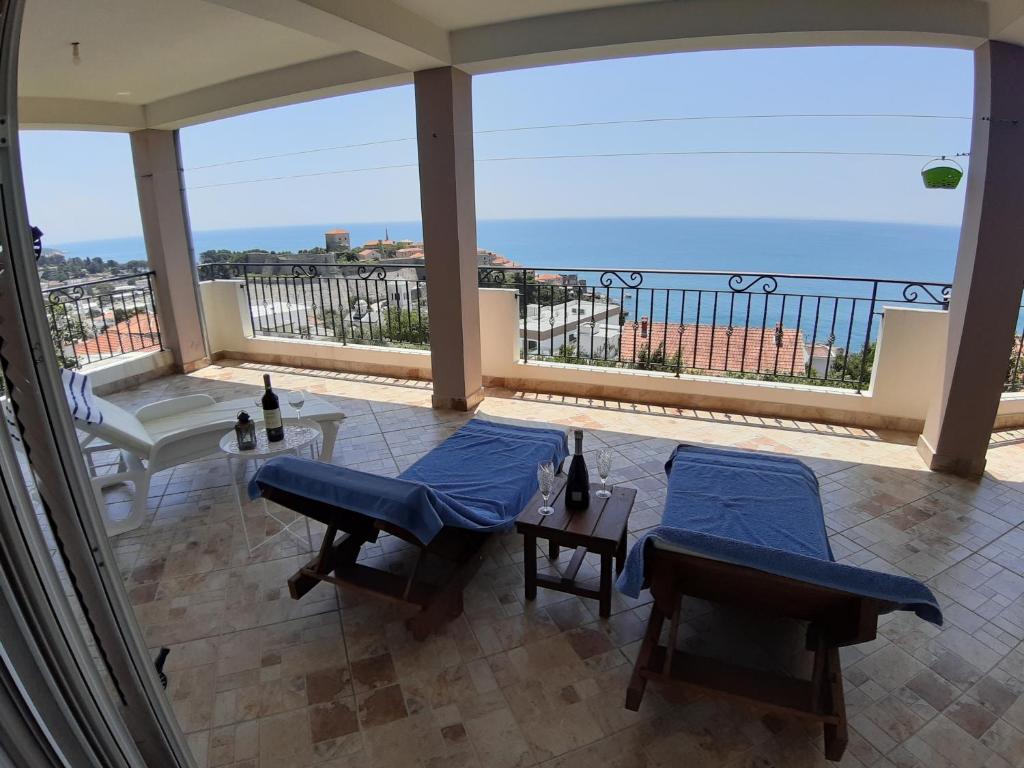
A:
857;281;879;393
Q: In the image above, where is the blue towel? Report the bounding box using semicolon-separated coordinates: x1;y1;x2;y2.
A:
248;418;568;544
616;445;942;626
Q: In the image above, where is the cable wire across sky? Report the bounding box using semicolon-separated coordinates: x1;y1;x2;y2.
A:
185;149;970;191
183;112;972;172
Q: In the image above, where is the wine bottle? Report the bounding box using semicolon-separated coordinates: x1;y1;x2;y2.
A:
261;373;284;443
565;429;590;511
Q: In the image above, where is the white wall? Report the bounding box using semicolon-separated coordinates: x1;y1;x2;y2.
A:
196;280;1023;432
201;280;432;380
81;348;175;395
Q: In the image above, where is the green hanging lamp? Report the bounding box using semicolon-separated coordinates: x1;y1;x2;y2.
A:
921;157;963;190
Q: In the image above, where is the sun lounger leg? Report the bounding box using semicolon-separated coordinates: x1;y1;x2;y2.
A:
822;647;848;760
407;539;486;641
626;604;665;711
288;525;367;599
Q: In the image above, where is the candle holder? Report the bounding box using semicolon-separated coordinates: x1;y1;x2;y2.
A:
234;411;257;451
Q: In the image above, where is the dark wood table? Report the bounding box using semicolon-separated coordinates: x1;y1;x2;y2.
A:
516;480;637;617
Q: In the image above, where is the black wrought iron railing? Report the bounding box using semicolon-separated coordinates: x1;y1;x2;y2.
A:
198;260;954;392
197;261;429;348
43;271;162;368
1008;302;1024;393
479;267;952;391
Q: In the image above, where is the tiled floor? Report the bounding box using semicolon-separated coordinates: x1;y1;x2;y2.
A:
98;361;1024;768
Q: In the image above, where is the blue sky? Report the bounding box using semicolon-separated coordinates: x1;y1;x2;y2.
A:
20;46;972;243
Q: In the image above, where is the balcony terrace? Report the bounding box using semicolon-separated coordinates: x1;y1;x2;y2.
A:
10;1;1024;765
92;360;1024;768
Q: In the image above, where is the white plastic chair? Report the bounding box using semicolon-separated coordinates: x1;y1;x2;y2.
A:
78;393;344;535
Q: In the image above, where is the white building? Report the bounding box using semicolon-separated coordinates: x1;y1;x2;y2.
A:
520;298;621;359
252;300;308;334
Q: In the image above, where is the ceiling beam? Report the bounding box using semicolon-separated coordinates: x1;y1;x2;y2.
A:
452;0;989;72
204;0;450;71
143;51;408;129
18;98;146;131
988;0;1024;45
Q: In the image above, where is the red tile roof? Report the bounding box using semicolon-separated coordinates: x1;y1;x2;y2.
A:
73;312;161;359
618;320;807;375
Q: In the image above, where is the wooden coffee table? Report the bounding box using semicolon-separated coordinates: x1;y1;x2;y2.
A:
516;480;637;617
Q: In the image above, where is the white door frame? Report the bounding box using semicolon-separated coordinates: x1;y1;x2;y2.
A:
0;1;193;764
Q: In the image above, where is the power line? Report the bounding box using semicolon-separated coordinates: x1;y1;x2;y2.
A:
475;113;972;135
183;112;971;171
184;137;415;171
185;149;967;191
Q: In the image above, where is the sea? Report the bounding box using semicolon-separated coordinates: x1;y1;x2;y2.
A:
49;217;961;349
48;217;959;282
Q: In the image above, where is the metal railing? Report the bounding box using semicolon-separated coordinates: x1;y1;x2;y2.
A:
197;260;954;392
1008;302;1024;392
43;272;162;369
478;267;952;391
197;261;429;348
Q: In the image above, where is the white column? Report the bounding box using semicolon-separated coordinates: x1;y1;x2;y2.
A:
415;66;484;410
918;42;1024;477
130;129;208;373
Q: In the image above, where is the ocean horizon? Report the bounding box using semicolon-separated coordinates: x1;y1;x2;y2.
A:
48;216;960;284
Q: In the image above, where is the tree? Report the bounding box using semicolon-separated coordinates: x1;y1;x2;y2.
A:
1007;340;1024;392
48;303;89;368
113;306;143;323
831;342;876;383
378;307;429;345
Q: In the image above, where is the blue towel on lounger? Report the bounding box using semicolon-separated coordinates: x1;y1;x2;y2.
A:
616;445;942;625
248;418;568;544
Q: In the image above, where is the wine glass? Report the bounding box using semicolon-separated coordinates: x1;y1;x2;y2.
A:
596;448;613;499
537;461;555;516
287;390;306;422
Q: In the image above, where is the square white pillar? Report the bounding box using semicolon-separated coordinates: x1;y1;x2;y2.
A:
130;129;208;373
415;67;484;410
918;42;1024;477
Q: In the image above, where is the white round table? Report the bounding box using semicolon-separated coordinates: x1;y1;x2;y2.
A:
219;418;323;556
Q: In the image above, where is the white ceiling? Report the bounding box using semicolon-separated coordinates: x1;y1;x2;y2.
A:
394;0;657;31
15;0;1021;131
20;0;343;104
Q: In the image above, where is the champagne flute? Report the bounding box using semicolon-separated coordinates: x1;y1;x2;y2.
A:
537;461;555;516
596;448;613;499
287;390;306;422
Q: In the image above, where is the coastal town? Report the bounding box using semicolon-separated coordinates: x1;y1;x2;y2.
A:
43;226;867;382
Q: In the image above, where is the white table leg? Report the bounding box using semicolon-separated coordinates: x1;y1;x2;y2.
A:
229;455;254;554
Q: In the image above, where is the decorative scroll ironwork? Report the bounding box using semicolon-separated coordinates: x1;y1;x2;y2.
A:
901;282;952;306
729;274;778;294
599;270;643;289
356;265;387;280
478;268;514;284
47;284;86;304
291;264;319;277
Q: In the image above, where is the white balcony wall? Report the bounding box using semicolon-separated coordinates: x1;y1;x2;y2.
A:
200;280;432;380
80;348;176;395
74;281;1010;433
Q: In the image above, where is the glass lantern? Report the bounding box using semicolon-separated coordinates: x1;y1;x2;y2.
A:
234;411;257;451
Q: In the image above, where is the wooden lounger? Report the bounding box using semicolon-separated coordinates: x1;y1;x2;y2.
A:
626;545;880;761
258;486;487;640
250;417;569;640
619;445;941;762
